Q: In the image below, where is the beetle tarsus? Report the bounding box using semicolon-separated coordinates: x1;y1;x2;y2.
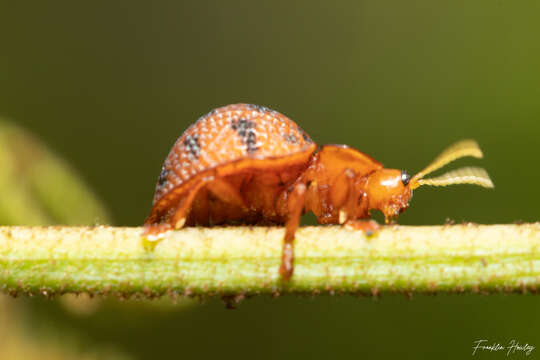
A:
279;242;294;281
344;219;380;236
279;182;307;282
142;223;172;242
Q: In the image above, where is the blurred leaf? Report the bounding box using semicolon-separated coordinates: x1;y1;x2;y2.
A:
0;119;110;225
0;120;122;359
0;295;132;360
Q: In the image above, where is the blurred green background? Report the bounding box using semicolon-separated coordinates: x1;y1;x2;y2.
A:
0;0;539;359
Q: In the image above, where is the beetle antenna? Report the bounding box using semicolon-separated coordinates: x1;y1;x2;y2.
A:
416;166;494;188
410;140;484;189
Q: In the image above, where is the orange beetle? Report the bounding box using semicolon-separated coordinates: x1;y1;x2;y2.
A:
144;104;493;280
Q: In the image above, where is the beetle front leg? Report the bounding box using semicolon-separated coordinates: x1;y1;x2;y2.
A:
279;181;307;282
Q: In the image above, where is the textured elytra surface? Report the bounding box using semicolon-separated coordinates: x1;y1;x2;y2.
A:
152;104;314;205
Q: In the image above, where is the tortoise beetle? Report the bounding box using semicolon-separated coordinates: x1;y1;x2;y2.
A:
144;104;493;280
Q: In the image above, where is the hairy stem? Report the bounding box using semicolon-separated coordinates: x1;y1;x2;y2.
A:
1;224;539;299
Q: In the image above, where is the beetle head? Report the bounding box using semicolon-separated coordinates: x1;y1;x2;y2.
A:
366;140;494;223
366;168;412;223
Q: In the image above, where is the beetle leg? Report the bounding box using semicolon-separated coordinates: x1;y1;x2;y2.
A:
337;170;379;236
336;169;358;224
143;222;172;241
344;219;380;236
170;179;211;230
143;178;211;241
206;178;246;209
189;187;210;226
279;181;307;282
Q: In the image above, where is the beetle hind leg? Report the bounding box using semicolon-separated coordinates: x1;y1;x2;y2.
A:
169;180;210;230
143;222;173;241
143;179;209;241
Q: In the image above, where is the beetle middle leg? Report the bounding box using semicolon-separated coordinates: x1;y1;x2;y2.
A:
344;219;380;236
206;178;246;209
332;169;379;236
279;181;307;282
333;169;358;225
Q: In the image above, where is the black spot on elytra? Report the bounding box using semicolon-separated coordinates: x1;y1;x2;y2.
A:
157;167;169;189
184;134;200;159
245;104;278;116
232;118;259;154
231;119;254;137
298;127;313;143
283;133;298;144
246;104;269;113
246;131;258;154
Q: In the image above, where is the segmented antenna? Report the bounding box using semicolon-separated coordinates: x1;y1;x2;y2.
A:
413;140;483;179
417;166;494;188
410;140;490;189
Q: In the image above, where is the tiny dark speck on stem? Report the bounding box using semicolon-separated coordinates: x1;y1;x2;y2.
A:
481;258;487;267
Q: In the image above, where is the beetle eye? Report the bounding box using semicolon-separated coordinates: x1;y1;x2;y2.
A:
401;171;411;186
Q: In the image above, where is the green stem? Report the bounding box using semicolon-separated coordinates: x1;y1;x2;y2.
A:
1;224;539;299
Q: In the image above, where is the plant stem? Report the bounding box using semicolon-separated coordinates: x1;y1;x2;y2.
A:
1;224;539;299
